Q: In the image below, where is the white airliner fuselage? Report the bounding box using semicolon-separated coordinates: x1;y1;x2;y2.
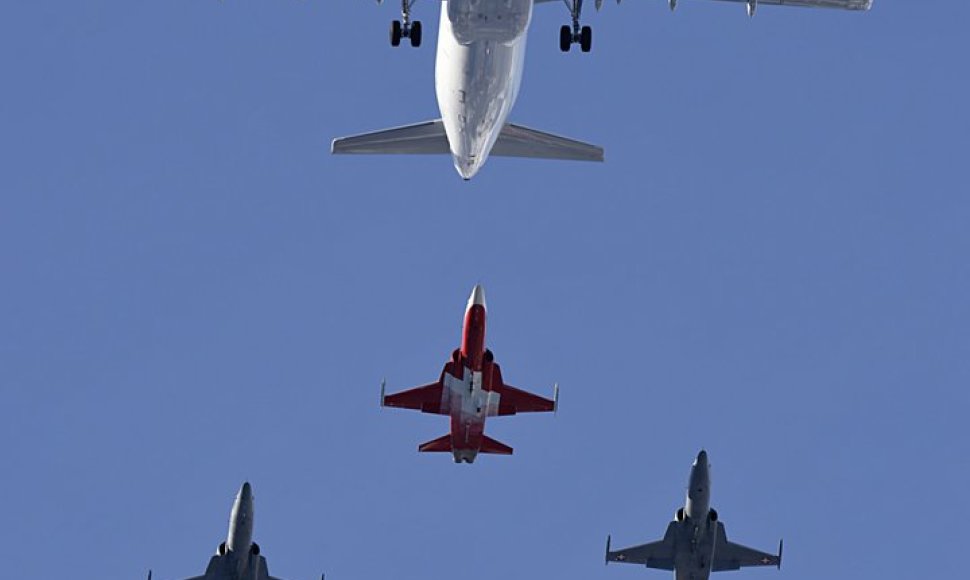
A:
334;0;867;177
332;1;602;178
436;0;532;178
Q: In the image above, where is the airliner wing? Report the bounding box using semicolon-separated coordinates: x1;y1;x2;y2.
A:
492;123;604;162
706;0;872;9
712;522;782;571
489;362;556;415
606;523;677;570
331;120;450;155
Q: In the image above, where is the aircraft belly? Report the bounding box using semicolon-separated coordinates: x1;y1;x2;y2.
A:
447;0;533;44
674;569;711;580
673;529;715;580
443;366;495;462
436;7;527;178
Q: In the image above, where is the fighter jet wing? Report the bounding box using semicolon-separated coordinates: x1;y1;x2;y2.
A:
256;555;289;580
605;523;677;570
182;555;230;580
489;363;556;415
712;522;782;571
382;370;448;415
705;0;871;10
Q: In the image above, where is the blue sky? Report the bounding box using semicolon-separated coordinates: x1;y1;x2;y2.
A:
1;1;967;579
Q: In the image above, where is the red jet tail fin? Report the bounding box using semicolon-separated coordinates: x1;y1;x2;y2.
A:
480;436;514;455
418;434;453;453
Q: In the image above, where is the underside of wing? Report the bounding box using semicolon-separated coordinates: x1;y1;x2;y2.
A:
708;0;872;10
195;555;230;579
331;120;450;155
255;555;275;580
606;523;677;570
383;379;446;414
713;522;782;571
492;123;604;162
488;362;556;415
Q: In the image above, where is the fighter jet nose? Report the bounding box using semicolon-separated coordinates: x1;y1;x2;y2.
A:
468;284;486;310
239;481;253;499
695;450;708;465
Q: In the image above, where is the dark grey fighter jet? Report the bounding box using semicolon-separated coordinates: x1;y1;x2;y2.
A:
150;482;287;580
606;451;782;580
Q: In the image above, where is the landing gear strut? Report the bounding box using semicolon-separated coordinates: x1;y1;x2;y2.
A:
560;0;592;53
390;0;422;48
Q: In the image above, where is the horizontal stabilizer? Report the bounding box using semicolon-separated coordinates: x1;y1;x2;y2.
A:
492;123;604;162
331;120;450;155
480;436;513;455
332;120;603;163
418;434;453;453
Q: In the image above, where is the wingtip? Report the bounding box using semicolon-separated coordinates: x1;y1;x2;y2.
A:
778;539;784;570
605;534;611;565
380;378;386;407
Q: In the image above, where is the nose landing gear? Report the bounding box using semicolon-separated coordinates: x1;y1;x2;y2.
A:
560;0;592;53
389;0;422;48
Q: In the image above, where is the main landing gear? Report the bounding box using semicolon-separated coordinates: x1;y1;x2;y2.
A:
389;0;421;48
560;0;592;53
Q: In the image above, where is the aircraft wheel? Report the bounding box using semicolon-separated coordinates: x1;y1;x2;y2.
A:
410;20;422;48
560;25;572;52
390;20;402;47
580;25;592;53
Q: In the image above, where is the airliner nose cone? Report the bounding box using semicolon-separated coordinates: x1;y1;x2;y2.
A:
468;284;486;310
453;156;481;180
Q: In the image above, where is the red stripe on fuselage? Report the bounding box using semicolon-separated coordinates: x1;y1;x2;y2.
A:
461;304;487;372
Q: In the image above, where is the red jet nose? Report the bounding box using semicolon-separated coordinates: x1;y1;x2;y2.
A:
467;284;486;311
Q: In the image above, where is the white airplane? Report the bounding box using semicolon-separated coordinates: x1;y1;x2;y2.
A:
332;0;872;180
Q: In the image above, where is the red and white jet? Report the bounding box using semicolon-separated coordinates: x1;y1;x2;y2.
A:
381;284;558;463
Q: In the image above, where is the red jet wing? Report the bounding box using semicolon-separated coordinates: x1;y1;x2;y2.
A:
489;362;556;416
382;363;455;415
383;381;446;414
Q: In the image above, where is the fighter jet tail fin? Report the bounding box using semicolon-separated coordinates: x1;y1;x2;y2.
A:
492;123;604;162
331;120;450;155
480;435;514;455
418;434;453;453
